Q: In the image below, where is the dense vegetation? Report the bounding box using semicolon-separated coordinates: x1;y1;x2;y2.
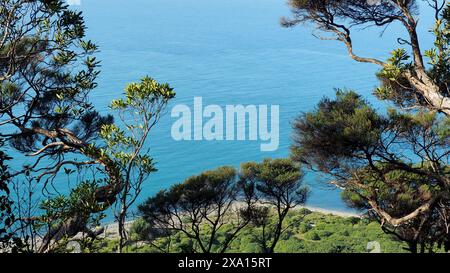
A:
0;142;15;250
93;209;411;253
0;0;175;252
137;159;308;253
285;0;450;253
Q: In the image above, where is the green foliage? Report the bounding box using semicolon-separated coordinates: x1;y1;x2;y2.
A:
103;211;410;253
0;146;14;250
138;166;248;253
374;48;413;102
40;181;105;230
129;218;153;241
240;158;309;253
241;158;308;202
282;0;450;254
291;90;384;173
378;48;411;80
89;76;175;252
138;159;309;253
100;76;175;175
284;0;450;112
1;0;103;120
373;3;450;108
110;76;175;110
305;231;321;241
240;158;309;210
1;0;115;251
291;89;449;252
0;141;27;252
424;2;450;95
141;166;237;217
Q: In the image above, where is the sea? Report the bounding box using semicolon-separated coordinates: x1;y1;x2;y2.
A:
7;0;437;219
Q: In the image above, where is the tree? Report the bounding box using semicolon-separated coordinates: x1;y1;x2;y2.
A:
291;90;449;252
101;76;174;252
282;0;450;115
0;0;174;252
0;0;107;251
285;0;450;253
240;158;309;253
0;138;28;253
0;142;14;251
138;166;256;253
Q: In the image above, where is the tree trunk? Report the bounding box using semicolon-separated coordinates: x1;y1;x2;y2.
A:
408;242;418;253
404;69;450;116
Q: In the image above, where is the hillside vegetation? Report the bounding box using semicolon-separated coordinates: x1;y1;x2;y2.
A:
94;209;410;253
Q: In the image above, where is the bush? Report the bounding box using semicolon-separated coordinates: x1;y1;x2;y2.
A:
130;218;152;241
317;230;333;238
298;223;311;233
95;211;409;253
305;231;321;241
275;238;305;253
346;217;361;225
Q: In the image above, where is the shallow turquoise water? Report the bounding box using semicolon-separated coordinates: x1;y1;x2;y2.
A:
9;0;436;218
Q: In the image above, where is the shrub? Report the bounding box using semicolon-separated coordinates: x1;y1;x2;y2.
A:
305;231;321;241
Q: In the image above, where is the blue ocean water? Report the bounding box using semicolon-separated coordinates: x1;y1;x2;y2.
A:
78;0;435;216
9;0;436;218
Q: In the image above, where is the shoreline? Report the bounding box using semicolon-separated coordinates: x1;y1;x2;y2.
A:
101;205;363;239
296;205;361;218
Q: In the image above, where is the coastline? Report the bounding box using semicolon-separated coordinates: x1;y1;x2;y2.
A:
296;205;361;218
101;205;363;240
